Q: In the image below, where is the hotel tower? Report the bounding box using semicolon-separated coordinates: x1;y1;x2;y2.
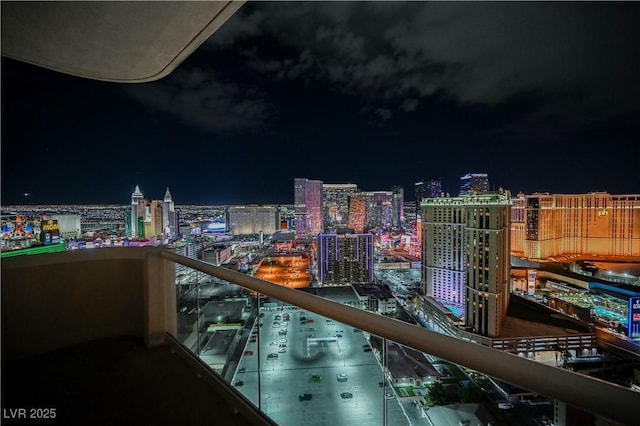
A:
511;192;640;259
422;193;511;337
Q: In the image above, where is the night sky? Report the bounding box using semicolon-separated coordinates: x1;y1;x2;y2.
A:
2;2;639;206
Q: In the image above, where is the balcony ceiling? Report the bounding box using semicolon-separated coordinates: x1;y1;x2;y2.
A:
1;1;244;83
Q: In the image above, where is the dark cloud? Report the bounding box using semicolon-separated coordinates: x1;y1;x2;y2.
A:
400;98;418;112
123;67;271;134
2;2;638;205
374;108;392;121
206;2;640;136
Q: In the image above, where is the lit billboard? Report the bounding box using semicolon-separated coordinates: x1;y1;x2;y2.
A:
40;219;60;245
206;221;226;232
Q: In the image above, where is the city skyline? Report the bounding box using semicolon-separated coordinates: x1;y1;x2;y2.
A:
1;5;638;425
2;2;639;205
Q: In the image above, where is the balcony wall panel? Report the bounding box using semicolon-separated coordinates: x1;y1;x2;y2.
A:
1;248;147;361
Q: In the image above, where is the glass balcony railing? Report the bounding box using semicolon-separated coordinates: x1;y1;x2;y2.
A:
162;250;638;426
2;248;637;425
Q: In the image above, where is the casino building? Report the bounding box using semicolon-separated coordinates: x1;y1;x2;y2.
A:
510;192;640;259
127;185;178;240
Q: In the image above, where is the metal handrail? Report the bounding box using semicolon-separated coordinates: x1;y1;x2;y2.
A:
161;250;639;425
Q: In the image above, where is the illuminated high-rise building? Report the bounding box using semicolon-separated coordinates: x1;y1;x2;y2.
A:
459;173;489;196
426;178;442;198
317;231;374;285
227;205;280;236
416;178;442;219
391;185;404;229
294;178;323;237
128;186;178;240
415;181;424;219
162;187;177;238
322;183;358;232
366;191;393;229
463;194;511;337
510;193;527;256
143;199;164;238
422;192;511;337
513;192;640;259
348;194;367;233
403;201;417;225
129;185;145;238
422;198;466;314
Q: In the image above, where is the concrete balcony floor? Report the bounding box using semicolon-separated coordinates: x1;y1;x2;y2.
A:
1;337;255;425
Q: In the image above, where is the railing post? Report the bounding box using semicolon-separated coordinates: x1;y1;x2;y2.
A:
144;248;177;348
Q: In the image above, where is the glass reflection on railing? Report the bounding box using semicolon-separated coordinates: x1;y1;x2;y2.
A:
172;274;486;426
380;339;557;426
171;267;559;426
175;269;259;401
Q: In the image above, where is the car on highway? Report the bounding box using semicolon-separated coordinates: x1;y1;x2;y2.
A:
385;392;395;400
498;402;514;410
267;353;278;359
337;373;348;382
311;375;322;382
279;338;287;343
234;380;244;386
340;392;353;399
335;334;343;338
299;393;312;401
278;347;286;353
244;350;254;356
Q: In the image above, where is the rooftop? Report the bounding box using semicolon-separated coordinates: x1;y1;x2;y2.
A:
500;295;592;338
